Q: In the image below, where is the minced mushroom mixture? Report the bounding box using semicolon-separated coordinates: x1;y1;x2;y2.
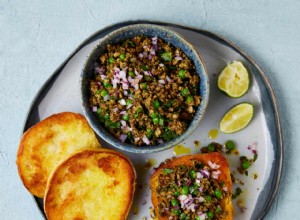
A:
156;160;229;220
89;35;201;145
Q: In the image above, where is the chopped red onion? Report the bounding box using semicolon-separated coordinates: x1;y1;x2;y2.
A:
200;169;210;178
91;106;97;112
198;213;206;220
103;95;110;101
134;84;139;90
134;137;140;142
143;70;152;76
138;53;144;59
120;120;127;127
95;66;105;74
100;74;107;80
208;161;220;170
198;196;205;203
119;71;126;81
212;170;221;179
143;51;148;58
122;82;129;90
196;172;203;179
166;76;172;82
152;36;158;45
120;111;126;115
173;206;179;210
119;134;127;143
150;47;156;55
142;135;150;145
148;54;154;60
195;179;200;185
158;63;164;67
114;67;120;75
126;104;133;110
178;195;188;201
186;179;192;186
158;79;165;84
97;81;101;86
135;74;143;80
113;107;118;113
247;142;258;154
199;187;204;192
124;90;128;96
223;186;228;192
119;99;126;106
175;56;183;61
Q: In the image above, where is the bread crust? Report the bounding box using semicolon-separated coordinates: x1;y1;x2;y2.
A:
44;148;136;220
16;112;101;197
150;152;233;220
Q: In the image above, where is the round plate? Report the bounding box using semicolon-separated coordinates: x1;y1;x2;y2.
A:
22;20;283;220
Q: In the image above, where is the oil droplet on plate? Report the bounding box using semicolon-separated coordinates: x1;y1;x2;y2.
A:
194;140;201;148
144;158;157;169
133;206;139;215
208;129;218;139
252;172;258;180
174;145;191;156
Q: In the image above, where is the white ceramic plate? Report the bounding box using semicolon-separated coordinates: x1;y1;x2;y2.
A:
23;21;282;220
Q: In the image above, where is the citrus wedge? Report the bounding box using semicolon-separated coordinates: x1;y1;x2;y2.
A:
219;103;254;133
218;61;250;98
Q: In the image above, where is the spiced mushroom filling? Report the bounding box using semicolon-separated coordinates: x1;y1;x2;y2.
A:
156;160;230;219
88;35;201;146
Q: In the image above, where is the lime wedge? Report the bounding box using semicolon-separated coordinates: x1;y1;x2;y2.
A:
218;61;250;98
219;103;254;133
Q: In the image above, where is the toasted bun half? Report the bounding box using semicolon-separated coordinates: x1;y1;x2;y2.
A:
44;148;136;220
150;152;233;220
16;112;101;198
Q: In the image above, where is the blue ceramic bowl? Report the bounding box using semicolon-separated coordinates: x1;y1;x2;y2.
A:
81;24;209;153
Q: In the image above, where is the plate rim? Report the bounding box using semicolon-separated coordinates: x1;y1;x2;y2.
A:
21;20;283;220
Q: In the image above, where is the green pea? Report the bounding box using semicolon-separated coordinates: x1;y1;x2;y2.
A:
207;144;215;152
172;209;181;216
126;99;132;105
205;195;212;202
122;114;129;121
225;140;235;152
128;71;136;78
195;217;201;220
153;117;159;124
140;64;149;71
242;160;251;170
181;186;189;195
146;129;153;139
214;188;222;199
95;90;101;95
215;206;222;214
179;213;186;220
119;53;125;60
171;199;179;207
100;90;108;97
154;100;160;109
189;170;196;178
159;118;164;126
207;211;214;219
97;108;103;115
178;69;185;78
108;57;115;64
103;80;112;88
103;113;109;120
186;96;194;104
161;51;173;62
163;168;173;174
181;88;190;97
151;112;158;118
140;82;147;90
174;191;180;197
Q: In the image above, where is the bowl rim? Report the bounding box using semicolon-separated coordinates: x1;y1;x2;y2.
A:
81;23;210;153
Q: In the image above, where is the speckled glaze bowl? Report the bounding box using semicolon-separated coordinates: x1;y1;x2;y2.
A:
81;24;209;153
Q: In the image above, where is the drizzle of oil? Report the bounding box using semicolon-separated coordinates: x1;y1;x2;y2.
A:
208;129;218;139
233;149;240;155
173;145;191;156
194;140;201;148
144;158;157;169
252;172;258;180
133;206;139;215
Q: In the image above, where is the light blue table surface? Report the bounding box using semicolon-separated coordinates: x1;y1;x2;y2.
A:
0;0;299;219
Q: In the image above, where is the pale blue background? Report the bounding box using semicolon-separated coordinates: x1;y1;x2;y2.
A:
0;0;298;219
